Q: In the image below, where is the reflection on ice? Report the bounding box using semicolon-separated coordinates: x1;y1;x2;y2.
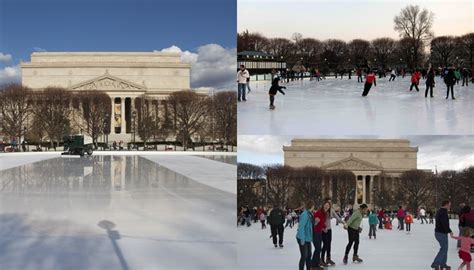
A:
0;156;236;270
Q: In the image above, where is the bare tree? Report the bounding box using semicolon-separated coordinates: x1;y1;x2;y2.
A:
237;30;270;52
211;91;237;148
458;33;474;68
0;84;32;144
266;37;294;58
459;167;474;205
265;165;293;208
297;38;323;68
167;91;207;150
393;5;434;68
435;170;463;207
290;166;324;207
348;39;371;67
371;38;397;68
398;170;434;212
31;87;73;149
328;170;356;208
134;96;160;147
76;91;111;147
430;36;457;67
321;39;348;72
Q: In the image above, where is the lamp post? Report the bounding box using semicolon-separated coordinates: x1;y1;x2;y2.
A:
23;126;27;152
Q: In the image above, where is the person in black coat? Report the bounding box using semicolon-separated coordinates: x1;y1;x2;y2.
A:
431;200;453;270
461;68;469;86
425;68;435;98
268;77;286;110
444;68;456;100
268;206;286;248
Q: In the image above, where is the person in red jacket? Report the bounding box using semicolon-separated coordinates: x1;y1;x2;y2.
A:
397;206;406;230
312;201;330;269
378;209;385;229
410;70;420;92
362;70;376;96
405;211;414;233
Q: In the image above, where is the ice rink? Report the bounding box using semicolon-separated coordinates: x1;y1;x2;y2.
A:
238;76;474;135
0;154;237;270
237;219;462;270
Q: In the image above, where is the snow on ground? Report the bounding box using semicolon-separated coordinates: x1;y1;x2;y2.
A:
0;152;60;171
238;77;474;135
237;219;461;270
0;155;237;270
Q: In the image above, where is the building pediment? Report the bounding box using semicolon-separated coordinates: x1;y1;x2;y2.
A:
322;156;382;171
70;72;146;91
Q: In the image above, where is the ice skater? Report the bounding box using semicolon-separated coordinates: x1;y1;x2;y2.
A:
425;68;436;98
420;207;428;224
268;205;285;248
321;198;346;267
312;202;330;270
260;211;267;229
405;211;414;233
237;65;249;102
451;227;474;270
296;200;315;270
445;67;457;99
356;68;363;83
361;70;376;96
368;210;377;239
461;68;470;86
431;200;453;270
268;77;286;110
343;204;368;264
409;70;420;92
389;69;397;81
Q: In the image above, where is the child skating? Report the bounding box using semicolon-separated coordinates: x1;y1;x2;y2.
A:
450;227;474;270
405;211;414;233
268;77;286;110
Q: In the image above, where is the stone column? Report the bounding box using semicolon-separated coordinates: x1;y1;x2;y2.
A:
120;97;126;134
110;97;115;134
369;175;374;206
329;177;333;198
362;175;367;204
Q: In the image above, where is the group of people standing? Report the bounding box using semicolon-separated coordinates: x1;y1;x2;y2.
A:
296;198;368;270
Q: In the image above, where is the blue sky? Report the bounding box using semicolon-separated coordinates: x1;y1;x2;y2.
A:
0;0;236;89
0;0;235;64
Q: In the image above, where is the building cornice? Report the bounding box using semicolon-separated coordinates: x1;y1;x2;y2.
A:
21;63;191;69
283;146;418;152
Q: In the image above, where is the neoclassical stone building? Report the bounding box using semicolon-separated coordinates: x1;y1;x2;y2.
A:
21;52;191;142
283;139;419;207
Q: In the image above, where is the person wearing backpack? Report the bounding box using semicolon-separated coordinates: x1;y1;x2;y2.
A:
268;205;286;248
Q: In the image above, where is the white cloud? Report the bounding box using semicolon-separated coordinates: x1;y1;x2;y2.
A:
156;44;236;90
0;64;21;85
33;47;47;52
0;52;12;63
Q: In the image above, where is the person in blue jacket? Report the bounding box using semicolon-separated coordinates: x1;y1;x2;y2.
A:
296;200;315;270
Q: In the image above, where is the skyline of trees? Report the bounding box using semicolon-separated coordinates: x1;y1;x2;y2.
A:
238;5;472;71
237;163;474;211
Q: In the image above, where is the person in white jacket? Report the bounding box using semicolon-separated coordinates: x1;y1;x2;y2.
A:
237;65;250;101
389;69;397;81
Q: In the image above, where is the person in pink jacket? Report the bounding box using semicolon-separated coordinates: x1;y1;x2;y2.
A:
451;227;474;270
